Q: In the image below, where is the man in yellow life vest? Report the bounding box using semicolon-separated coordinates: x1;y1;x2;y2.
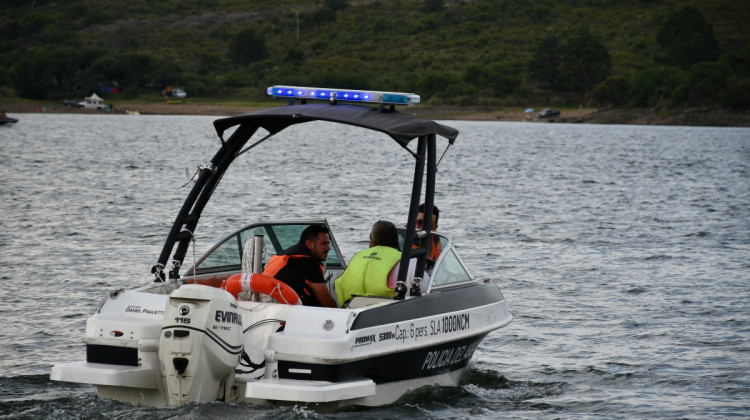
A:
335;220;403;307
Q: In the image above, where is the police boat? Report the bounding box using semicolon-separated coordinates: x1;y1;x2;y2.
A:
51;86;513;409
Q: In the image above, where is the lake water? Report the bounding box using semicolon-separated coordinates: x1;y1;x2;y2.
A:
0;113;748;419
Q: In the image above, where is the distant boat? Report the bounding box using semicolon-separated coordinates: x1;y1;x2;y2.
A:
125;109;140;115
0;116;18;126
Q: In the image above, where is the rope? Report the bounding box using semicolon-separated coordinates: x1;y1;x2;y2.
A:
436;142;453;168
178;162;216;190
178;167;200;190
271;283;294;304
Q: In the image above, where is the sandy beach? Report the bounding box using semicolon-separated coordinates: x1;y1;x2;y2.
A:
3;100;749;126
1;100;564;121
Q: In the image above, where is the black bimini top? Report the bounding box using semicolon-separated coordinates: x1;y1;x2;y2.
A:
213;103;459;148
155;102;458;281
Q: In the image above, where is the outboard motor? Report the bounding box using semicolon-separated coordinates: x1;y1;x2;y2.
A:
159;284;243;406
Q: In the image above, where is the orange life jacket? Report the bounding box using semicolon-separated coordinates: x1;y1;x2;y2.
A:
412;234;442;261
263;243;325;306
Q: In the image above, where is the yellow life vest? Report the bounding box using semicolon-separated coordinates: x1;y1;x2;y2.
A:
335;245;401;307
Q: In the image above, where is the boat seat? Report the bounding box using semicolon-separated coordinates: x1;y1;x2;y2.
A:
344;296;393;309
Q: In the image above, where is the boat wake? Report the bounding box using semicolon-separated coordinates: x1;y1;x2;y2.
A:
1;369;563;418
387;367;565;415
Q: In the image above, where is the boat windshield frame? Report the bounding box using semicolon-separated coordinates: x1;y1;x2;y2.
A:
152;102;459;290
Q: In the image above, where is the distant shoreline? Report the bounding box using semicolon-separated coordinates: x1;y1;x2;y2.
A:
2;100;749;127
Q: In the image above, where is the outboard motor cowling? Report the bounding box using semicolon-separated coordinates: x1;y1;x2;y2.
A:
159;284;243;406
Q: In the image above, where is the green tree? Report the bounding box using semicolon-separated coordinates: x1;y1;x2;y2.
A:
313;7;337;25
150;61;185;87
488;62;522;96
589;76;630;107
656;6;720;68
629;66;685;107
87;55;120;85
11;48;58;99
723;46;750;78
672;61;731;106
557;27;611;94
227;28;269;66
81;52;177;89
325;0;349;12
310;71;369;90
464;62;520;96
423;0;444;13
43;45;82;90
418;71;461;99
18;12;56;34
722;76;750;109
285;46;305;64
117;52;158;87
528;34;563;90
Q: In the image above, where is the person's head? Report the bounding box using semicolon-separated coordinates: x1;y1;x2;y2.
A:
417;203;439;231
369;220;400;251
300;224;331;261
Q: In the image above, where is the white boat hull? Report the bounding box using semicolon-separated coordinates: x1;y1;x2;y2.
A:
52;282;511;408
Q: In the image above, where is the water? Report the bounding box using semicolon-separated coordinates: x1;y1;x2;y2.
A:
0;113;748;419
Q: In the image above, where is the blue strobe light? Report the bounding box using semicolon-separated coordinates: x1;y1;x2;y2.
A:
267;86;421;106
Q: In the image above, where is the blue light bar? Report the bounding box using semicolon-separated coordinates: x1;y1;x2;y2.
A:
267;85;421;106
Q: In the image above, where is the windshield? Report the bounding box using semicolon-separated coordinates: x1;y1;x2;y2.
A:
192;222;343;276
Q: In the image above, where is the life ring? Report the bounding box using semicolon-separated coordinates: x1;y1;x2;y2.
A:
220;273;301;305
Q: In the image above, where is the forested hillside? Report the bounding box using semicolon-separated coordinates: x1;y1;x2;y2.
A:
1;0;748;109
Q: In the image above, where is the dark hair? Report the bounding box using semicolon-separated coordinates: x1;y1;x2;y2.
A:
300;224;329;243
418;203;440;225
370;220;400;251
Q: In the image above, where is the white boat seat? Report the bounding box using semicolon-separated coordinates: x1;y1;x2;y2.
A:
344;296;393;309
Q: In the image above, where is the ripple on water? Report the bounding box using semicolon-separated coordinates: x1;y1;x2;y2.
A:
2;117;749;418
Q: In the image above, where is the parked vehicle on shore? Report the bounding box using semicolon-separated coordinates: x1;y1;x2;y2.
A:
538;108;560;118
67;93;109;111
63;98;83;107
